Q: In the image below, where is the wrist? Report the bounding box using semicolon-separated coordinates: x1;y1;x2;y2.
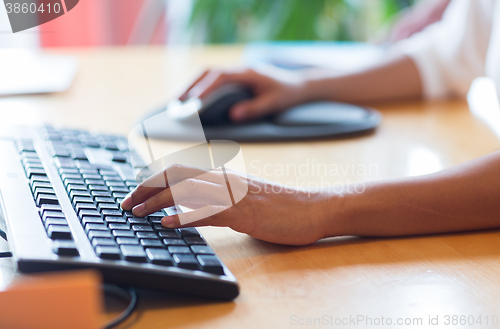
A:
317;190;353;239
300;77;337;103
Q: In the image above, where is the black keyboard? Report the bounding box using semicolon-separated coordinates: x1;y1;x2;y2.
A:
0;125;239;300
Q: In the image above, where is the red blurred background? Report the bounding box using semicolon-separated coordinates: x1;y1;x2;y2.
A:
39;0;166;47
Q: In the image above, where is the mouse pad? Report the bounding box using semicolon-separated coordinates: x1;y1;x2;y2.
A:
140;102;381;142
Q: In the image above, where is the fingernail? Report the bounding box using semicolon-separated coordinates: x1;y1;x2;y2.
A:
121;195;132;209
162;216;175;228
132;203;145;216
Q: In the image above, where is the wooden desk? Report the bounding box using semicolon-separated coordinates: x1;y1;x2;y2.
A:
1;46;500;328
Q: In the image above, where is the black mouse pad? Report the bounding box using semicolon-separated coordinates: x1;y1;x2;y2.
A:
139;102;381;142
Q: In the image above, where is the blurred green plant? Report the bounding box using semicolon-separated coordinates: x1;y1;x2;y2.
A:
189;0;417;43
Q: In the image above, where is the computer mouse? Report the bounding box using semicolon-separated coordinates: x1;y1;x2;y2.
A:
140;84;381;142
166;84;254;126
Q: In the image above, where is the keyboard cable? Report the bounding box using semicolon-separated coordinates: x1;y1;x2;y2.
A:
102;285;139;329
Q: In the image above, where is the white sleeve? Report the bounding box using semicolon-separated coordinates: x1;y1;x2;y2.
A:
393;0;493;99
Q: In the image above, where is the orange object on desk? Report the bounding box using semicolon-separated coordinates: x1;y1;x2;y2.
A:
0;270;102;329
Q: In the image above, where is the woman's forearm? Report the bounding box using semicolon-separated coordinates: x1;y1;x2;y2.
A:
301;55;423;104
327;150;500;237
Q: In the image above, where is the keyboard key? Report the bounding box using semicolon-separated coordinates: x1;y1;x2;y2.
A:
36;194;59;206
25;168;47;178
153;224;166;231
191;245;215;255
30;175;50;184
71;152;88;161
82;174;101;180
75;160;94;169
109;186;129;193
80;169;99;175
105;216;127;224
112;154;127;163
112;230;136;238
34;188;56;199
102;175;122;182
92;238;117;247
70;190;91;199
108;223;130;230
95;197;115;204
106;180;126;187
91;191;112;198
136;232;157;239
132;225;153;232
128;217;147;224
76;203;98;212
140;239;163;248
67;184;88;191
88;230;112;239
146;249;173;266
125;181;138;188
82;217;105;225
149;211;165;217
54;157;76;168
61;173;82;181
88;185;108;191
123;211;135;218
53;240;79;256
44;217;67;228
158;231;179;239
116;237;139;245
33;185;54;193
172;254;198;270
17;141;36;152
85;223;108;232
197;255;224;275
179;228;200;237
65;178;86;185
83;140;100;148
102;210;122;217
85;179;106;185
98;203;119;212
25;162;44;170
79;209;101;218
42;211;66;221
40;204;62;213
59;168;79;175
31;181;52;192
95;245;121;260
149;217;162;224
168;246;191;254
47;225;72;240
51;149;70;158
120;245;146;262
163;238;186;246
100;170;118;176
102;142;119;151
184;237;206;245
72;196;94;205
23;157;41;165
21;152;39;160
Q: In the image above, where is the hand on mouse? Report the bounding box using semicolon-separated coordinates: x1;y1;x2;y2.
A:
120;163;335;246
179;68;308;123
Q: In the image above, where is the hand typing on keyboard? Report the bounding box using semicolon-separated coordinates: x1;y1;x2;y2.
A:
121;163;334;246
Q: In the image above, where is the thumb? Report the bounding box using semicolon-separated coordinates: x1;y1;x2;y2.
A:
229;95;278;122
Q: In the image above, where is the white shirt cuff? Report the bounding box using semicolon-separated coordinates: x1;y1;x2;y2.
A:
392;33;450;99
